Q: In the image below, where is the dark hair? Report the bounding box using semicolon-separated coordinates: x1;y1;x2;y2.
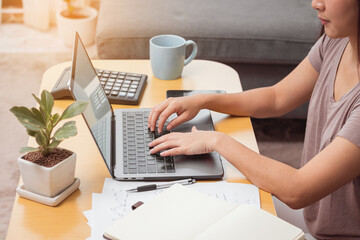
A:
358;3;360;62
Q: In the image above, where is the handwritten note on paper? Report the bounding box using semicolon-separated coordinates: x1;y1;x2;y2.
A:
84;179;260;240
189;182;260;207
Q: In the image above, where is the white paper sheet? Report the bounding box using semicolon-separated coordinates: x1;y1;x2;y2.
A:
84;178;260;240
189;181;260;207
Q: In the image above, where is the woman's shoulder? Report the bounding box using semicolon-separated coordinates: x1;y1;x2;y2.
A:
308;34;348;72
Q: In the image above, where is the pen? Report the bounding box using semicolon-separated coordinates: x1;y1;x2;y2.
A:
126;178;196;192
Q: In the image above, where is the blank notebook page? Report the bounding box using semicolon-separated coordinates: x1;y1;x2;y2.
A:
194;205;305;240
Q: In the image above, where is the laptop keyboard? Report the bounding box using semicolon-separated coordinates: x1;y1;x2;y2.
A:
122;111;175;174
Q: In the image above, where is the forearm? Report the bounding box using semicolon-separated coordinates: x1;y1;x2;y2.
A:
199;58;318;118
200;87;283;118
211;132;303;208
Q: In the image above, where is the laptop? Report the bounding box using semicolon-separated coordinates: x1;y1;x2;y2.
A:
69;32;224;180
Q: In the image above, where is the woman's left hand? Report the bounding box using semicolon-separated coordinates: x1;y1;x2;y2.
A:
149;126;219;156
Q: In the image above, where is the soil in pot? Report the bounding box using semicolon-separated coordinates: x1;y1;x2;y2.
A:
22;148;73;167
60;9;89;19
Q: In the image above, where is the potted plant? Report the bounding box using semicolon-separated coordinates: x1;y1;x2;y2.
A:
57;0;98;47
10;90;88;199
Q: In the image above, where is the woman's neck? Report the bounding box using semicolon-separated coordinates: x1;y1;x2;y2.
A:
347;35;360;81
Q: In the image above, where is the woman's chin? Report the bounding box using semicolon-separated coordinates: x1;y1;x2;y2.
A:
324;27;348;39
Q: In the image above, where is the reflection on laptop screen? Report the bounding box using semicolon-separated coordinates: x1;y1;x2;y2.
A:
70;34;113;171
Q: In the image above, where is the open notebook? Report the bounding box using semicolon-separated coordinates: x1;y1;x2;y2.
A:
104;184;305;240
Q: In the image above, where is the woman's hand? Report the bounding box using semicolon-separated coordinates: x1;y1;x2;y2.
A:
149;126;221;156
148;95;203;133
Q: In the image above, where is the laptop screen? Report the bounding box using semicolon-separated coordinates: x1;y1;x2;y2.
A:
70;33;113;172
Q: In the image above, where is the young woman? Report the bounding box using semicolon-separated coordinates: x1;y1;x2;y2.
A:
148;0;360;239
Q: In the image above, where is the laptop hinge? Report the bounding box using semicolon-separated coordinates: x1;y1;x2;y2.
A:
110;114;116;178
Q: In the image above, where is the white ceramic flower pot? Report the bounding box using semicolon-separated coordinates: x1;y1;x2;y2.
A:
56;6;98;47
17;151;76;198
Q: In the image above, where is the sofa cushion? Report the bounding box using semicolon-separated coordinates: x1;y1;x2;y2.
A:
96;0;321;64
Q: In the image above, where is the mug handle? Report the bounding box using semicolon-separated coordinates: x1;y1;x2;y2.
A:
184;40;198;66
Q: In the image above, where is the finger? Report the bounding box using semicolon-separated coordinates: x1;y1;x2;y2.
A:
148;108;154;128
160;147;185;157
149;132;181;147
148;108;156;131
148;135;166;147
150;140;180;154
157;107;176;133
148;107;161;132
148;103;168;132
191;126;198;132
167;113;190;130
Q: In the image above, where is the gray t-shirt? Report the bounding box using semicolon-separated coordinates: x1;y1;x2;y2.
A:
303;34;360;239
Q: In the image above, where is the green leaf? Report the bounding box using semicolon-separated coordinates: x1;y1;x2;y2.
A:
32;94;42;106
20;147;38;153
46;120;52;132
31;107;45;125
20;121;42;131
53;121;77;140
10;106;44;126
32;94;47;118
41;90;54;119
60;101;88;121
35;131;47;148
26;129;37;137
52;113;61;126
48;139;62;149
10;106;45;131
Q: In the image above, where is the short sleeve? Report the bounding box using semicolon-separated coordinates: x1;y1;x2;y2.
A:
338;102;360;147
307;34;327;73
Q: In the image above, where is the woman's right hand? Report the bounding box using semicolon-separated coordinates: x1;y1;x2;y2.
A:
148;95;202;133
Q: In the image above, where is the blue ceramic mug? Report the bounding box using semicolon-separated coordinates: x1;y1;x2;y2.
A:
150;35;198;80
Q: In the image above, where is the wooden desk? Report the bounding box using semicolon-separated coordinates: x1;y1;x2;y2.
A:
6;60;275;240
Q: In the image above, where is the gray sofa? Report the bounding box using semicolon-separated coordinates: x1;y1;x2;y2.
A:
95;0;321;118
